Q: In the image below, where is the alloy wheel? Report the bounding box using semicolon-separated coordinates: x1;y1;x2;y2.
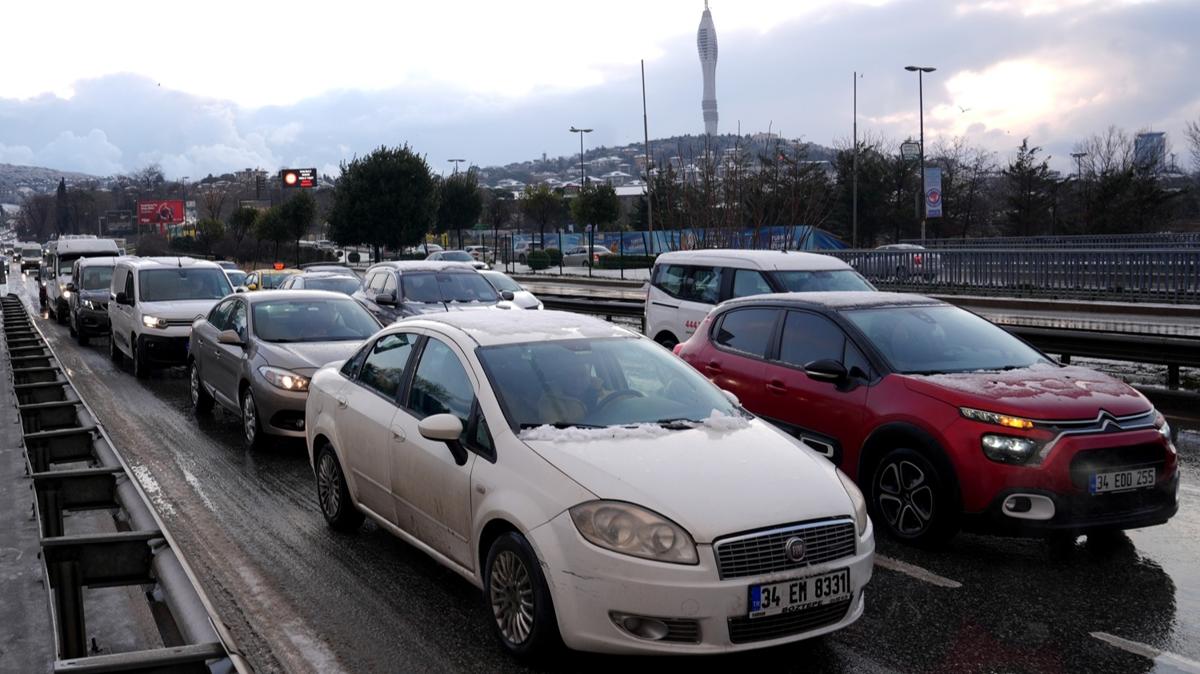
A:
876;459;935;536
189;364;201;406
242;393;258;445
489;550;535;645
317;452;342;518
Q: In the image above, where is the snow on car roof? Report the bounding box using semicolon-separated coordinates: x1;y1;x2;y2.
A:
403;309;635;347
653;249;851;271
725;291;945;310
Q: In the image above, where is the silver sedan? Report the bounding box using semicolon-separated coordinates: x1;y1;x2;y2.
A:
188;290;382;448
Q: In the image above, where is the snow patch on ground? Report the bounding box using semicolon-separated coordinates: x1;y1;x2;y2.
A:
130;463;176;518
519;410;749;442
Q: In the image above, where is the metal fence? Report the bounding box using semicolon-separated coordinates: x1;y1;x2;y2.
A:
1;294;245;673
825;248;1200;303
903;232;1200;249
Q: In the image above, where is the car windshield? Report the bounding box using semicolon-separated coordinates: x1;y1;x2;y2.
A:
478;337;738;430
81;266;113;290
306;276;361;295
22;247;40;257
226;270;247;286
441;251;474;262
844;305;1053;374
138;268;232;302
772;269;873;292
482;272;521;293
401;271;499;304
252;298;379;342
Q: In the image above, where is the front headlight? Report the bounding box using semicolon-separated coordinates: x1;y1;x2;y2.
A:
61;288;72;299
569;501;698;564
837;470;869;536
81;299;96;310
981;434;1038;464
141;315;167;329
258;366;310;392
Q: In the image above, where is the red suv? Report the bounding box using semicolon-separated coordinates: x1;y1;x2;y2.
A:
676;292;1179;545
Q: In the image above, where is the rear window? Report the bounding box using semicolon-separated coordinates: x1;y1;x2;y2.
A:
306;277;361;295
771;270;873;292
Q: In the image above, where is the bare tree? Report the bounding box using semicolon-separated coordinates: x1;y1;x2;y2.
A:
1185;119;1200;173
201;186;230;221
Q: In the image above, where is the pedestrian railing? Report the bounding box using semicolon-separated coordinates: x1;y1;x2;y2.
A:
904;232;1200;249
1;294;246;673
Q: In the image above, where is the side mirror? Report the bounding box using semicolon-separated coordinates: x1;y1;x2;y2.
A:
245;283;258;291
115;291;131;306
375;292;396;306
65;282;76;292
804;359;848;383
217;329;244;346
419;414;469;466
500;290;515;301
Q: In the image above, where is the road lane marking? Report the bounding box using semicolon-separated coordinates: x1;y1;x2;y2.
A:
874;555;962;588
1091;632;1200;672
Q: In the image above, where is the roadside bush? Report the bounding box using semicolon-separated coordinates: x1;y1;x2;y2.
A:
134;233;168;257
596;254;656;270
544;247;562;265
527;249;551;270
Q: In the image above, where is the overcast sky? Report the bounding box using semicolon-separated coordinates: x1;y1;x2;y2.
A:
0;0;1196;178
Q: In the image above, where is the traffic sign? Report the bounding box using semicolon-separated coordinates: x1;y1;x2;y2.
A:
900;142;921;162
281;168;317;189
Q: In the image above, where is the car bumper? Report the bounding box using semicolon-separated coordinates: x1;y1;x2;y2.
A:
251;379;308;438
970;472;1179;535
77;307;110;333
138;334;190;366
528;512;874;654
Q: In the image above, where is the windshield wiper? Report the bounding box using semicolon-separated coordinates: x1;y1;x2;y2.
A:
654;417;702;429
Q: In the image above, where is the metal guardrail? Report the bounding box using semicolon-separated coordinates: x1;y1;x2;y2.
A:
1;294;246;673
903;232;1200;249
825;248;1200;303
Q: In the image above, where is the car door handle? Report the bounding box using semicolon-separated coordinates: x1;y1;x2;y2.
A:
704;360;723;374
335;396;348;409
766;380;787;394
391;427;406;442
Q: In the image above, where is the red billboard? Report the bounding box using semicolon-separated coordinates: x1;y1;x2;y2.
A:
281;168;316;189
137;199;185;226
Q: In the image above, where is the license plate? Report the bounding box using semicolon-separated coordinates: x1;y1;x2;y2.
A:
748;569;850;619
1090;467;1156;494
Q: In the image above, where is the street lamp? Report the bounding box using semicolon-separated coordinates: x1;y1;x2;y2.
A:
904;65;936;243
569;126;593;186
448;159;466;175
1070;152;1088;179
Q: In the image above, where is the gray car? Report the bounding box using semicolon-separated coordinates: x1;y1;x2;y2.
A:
188;290;381;448
479;270;542;309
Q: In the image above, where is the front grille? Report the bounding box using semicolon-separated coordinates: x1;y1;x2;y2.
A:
660;618;701;644
1068;443;1165;490
713;519;856;580
164;318;197;327
727;599;851;644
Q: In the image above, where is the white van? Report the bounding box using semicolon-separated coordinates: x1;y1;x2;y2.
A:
108;257;233;378
644;249;873;348
45;236;122;323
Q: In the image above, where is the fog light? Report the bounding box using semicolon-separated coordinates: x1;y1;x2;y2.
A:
1005;496;1032;513
611;613;669;641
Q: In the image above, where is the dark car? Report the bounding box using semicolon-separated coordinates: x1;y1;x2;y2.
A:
67;256;117;345
279;271;362;295
351;261;508;325
676;291;1177;546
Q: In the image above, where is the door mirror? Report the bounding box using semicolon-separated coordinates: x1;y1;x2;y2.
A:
65;282;76;292
245;283;258;291
804;359;848;383
375;292;396;306
419;414;469;466
500;290;515;301
115;291;132;306
217;329;244;346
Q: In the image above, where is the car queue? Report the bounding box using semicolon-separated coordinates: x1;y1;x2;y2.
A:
13;243;1178;661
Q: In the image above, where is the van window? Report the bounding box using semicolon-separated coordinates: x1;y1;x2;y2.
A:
653;264;722;304
123;270;134;299
653;264;687;297
731;269;773;298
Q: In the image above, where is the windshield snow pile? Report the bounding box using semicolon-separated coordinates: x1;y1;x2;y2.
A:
519;410;749;443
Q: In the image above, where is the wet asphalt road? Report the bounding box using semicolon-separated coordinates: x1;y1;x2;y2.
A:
8;267;1199;674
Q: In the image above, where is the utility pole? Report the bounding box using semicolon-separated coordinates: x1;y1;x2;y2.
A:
852;71;860;248
905;65;936;243
642;60;653;241
448;159;466;175
569;126;593;186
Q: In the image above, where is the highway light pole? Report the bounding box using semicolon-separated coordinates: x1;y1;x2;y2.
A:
569;126;593;186
905;65;935;243
852;71;862;248
448;159;466;175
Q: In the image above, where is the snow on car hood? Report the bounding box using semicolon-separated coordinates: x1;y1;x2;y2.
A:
903;364;1150;419
519;415;853;543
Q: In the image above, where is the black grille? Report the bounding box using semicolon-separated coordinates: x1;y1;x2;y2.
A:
1068;443;1164;490
713;519;856;580
727;600;851;644
660;618;701;644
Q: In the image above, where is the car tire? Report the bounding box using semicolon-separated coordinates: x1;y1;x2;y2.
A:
109;333;123;363
189;360;214;415
654;332;678;350
132;336;149;379
241;388;263;449
484;532;561;660
867;447;959;547
315;444;364;532
895;266;910;282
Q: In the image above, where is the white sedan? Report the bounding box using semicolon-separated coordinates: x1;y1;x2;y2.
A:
305;311;873;657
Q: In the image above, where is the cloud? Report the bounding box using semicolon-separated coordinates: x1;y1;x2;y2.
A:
39;129;123;175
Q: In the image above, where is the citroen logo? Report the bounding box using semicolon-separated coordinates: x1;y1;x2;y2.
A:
784;536;806;562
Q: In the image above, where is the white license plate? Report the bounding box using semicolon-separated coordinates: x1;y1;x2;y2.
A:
748;568;850;619
1090;467;1156;494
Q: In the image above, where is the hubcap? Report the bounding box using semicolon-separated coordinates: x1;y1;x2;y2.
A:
242;394;257;444
317;452;341;517
490;550;535;645
877;459;935;536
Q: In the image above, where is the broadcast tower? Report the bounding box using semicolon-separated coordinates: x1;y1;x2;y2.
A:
697;1;718;136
